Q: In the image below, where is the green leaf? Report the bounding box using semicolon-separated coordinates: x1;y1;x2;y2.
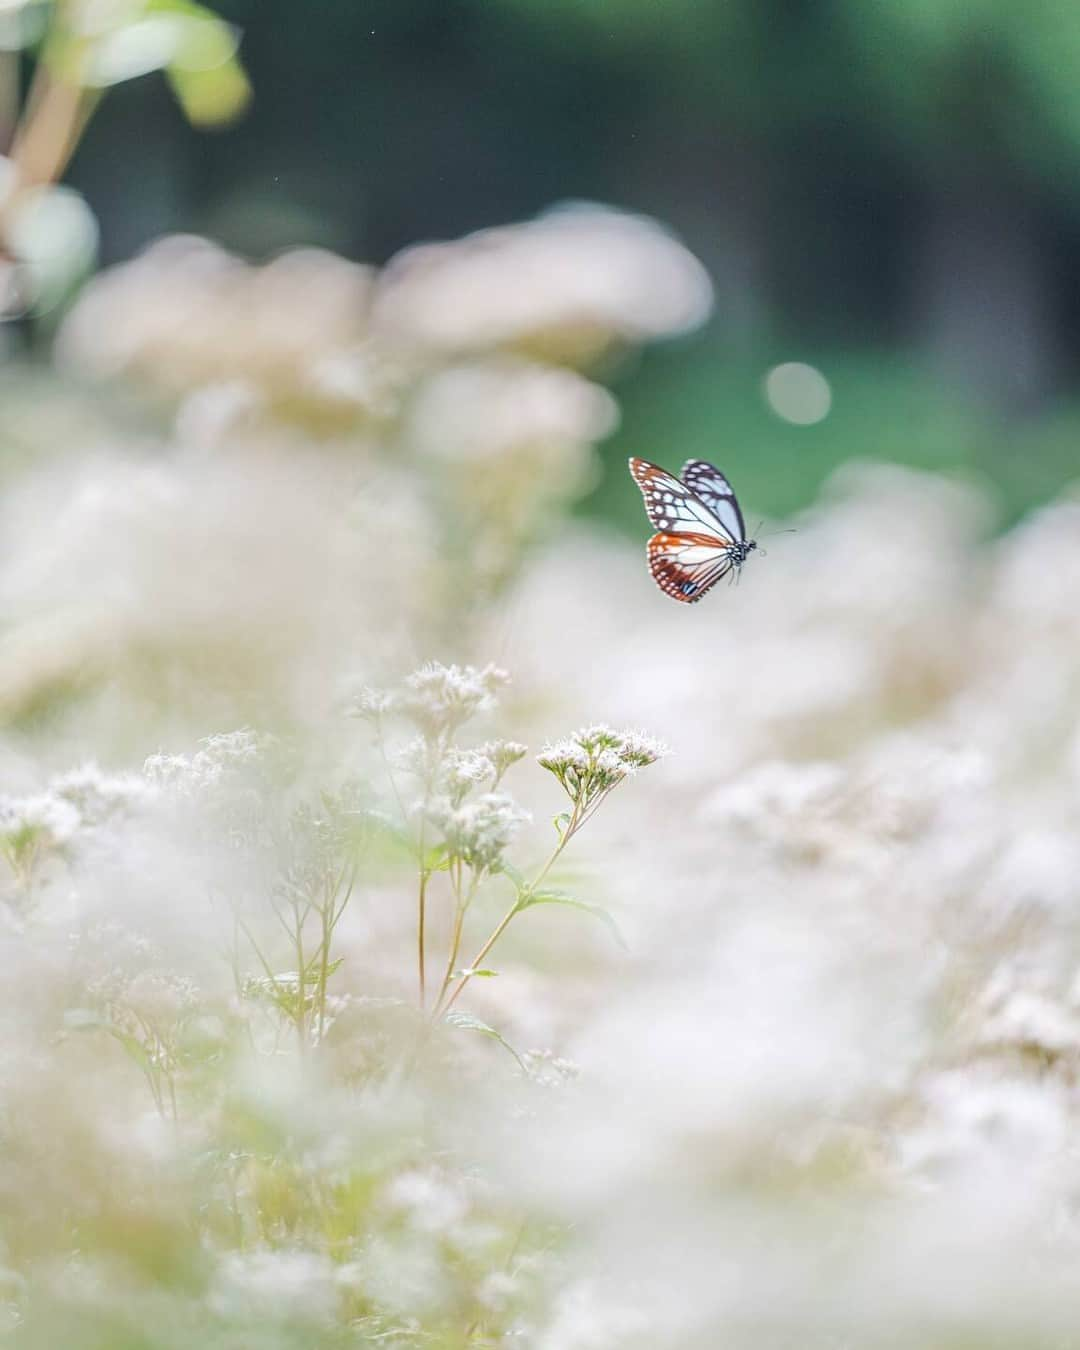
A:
63;1010;154;1075
515;889;628;950
553;811;571;837
147;0;251;125
443;1010;526;1072
494;859;525;889
302;956;344;983
166;47;251;125
424;842;451;872
105;1027;156;1077
451;967;498;980
362;812;416;861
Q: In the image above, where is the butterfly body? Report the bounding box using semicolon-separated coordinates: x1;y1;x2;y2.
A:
726;539;757;568
629;456;756;603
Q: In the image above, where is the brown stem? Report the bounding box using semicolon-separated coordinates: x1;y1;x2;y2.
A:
0;50;19;155
7;65;87;197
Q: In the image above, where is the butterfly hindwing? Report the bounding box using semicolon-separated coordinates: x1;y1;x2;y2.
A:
647;531;733;604
629;457;736;542
679;459;746;542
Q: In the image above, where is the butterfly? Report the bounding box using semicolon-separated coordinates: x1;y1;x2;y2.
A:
628;457;757;603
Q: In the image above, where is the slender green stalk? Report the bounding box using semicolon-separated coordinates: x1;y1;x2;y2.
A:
316;898;331;1043
291;901;307;1051
379;722;432;1010
417;848;429;1010
434;861;479;1011
437;802;581;1018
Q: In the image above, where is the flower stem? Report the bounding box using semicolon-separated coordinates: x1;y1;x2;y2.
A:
434;861;478;1010
417;864;429;1010
437;803;580;1018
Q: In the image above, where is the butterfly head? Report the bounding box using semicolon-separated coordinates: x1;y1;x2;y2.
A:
729;539;757;567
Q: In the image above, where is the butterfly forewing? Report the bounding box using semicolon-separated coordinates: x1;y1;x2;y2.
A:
629;457;736;542
680;459;746;542
647;532;733;604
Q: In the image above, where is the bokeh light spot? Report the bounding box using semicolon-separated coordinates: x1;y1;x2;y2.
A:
764;362;832;425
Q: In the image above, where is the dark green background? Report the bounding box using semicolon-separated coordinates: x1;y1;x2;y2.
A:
64;0;1080;526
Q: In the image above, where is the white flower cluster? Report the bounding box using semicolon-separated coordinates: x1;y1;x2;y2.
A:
441;741;527;804
400;662;510;738
371;203;713;357
442;747;499;804
404;357;618;464
426;792;530;874
54;205;710;461
55;237;383;416
0;791;80;852
0;763;152;890
348;685;397;723
19;188;1080;1347
2;207;714;736
537;725;668;813
143;729;267;795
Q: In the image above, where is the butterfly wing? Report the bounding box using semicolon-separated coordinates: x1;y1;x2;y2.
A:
629;457;737;542
679;459;746;542
647;531;733;604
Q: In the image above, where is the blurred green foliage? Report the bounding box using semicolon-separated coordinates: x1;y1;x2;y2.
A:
594;342;984;531
39;0;1080;520
596;343;1080;532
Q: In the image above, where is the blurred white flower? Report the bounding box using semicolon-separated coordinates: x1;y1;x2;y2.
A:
442;747;498;803
406;357;617;462
401;661;509;736
144;728;266;795
477;739;528;782
427;791;529;872
211;1249;340;1323
372;203;713;360
384;1168;469;1234
50;763;151;826
56;236;374;399
900;1068;1072;1179
535;1279;652;1350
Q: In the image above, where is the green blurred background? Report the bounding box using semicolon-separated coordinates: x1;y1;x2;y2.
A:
60;0;1080;525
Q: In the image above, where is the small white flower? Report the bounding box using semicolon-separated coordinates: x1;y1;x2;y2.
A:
443;748;497;804
0;793;82;882
385;1168;469;1234
537;724;667;809
428;791;529;871
123;970;200;1025
401;661;509;735
50;763;150;826
211;1249;340;1323
347;685;397;721
144;728;269;795
142;752;193;790
394;735;436;779
478;739;528;781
